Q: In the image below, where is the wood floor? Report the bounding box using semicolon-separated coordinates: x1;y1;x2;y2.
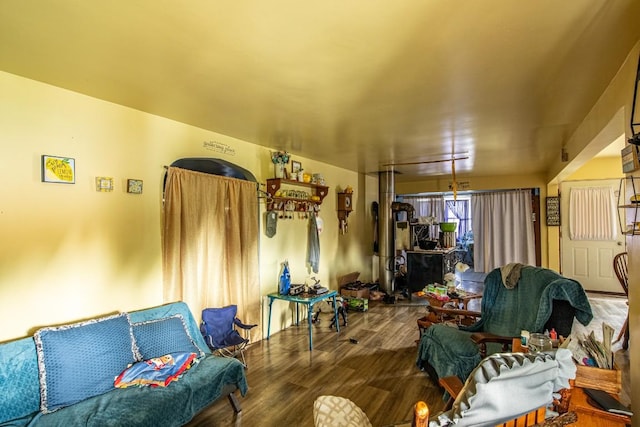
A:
187;301;445;427
187;294;630;427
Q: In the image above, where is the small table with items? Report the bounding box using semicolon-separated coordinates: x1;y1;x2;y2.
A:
266;290;339;351
413;289;482;310
414;290;483;341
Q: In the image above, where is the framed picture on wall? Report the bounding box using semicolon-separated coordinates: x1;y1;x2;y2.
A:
95;177;114;192
621;145;640;173
546;196;560;226
41;155;75;184
127;179;143;194
291;161;302;174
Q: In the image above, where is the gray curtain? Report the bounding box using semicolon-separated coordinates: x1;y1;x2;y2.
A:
402;195;446;239
471;189;535;272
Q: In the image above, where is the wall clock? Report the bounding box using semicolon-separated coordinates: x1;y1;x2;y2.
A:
338;192;353;212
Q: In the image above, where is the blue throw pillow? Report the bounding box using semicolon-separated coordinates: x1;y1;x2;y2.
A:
33;313;137;413
132;314;203;361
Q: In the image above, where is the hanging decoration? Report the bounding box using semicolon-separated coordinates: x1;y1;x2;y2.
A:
451;158;458;201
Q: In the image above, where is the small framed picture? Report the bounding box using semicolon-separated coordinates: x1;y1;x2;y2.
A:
621;145;640;173
291;160;302;174
42;155;75;184
127;179;143;194
546;196;560;226
96;177;114;192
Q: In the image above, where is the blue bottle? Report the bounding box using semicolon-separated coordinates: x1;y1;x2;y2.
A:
279;261;291;295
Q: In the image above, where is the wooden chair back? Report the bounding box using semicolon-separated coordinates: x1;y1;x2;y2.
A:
612;252;630;349
613;252;629;295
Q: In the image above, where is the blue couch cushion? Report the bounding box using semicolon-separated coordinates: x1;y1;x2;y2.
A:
132;314;204;360
33;313;138;413
0;337;40;423
128;301;210;356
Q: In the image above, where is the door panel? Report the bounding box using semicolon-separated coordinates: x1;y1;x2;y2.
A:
560;179;625;293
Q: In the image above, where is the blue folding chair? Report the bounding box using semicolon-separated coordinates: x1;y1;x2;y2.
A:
200;305;257;367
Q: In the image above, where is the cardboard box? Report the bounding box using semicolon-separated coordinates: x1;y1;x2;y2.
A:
574;364;621;396
338;272;361;287
341;288;370;299
339;271;371;299
346;297;368;312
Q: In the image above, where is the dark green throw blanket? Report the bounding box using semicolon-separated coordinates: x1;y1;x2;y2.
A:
417;266;593;382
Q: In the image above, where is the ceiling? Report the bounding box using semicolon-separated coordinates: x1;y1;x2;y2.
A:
1;1;639;182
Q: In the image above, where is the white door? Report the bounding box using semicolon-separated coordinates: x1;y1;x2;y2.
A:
560;179;625;292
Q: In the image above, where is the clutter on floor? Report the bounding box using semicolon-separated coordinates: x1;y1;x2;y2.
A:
338;272;378;312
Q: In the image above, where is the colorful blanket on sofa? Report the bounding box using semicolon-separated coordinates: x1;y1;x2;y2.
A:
114;352;198;389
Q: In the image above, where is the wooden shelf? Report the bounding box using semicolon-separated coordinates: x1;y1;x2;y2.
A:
265;178;329;212
617;177;640;236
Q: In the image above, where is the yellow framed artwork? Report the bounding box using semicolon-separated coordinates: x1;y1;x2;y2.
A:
41;155;75;184
95;177;114;192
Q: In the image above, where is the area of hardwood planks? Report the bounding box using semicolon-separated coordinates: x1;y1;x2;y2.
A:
187;301;444;427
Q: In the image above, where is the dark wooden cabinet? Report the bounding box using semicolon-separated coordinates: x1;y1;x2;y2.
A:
406;249;462;293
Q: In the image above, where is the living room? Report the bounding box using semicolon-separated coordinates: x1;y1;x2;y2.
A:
1;2;639;425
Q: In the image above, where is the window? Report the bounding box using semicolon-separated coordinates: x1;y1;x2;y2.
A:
444;195;471;239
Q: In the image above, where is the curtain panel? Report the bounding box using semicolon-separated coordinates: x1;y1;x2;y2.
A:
568;186;616;241
471;189;535;273
162;167;261;339
445;199;470;237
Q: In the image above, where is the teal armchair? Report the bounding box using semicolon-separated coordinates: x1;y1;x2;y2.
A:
416;265;593;383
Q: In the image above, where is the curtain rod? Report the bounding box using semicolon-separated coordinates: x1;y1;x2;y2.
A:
400;188;536;197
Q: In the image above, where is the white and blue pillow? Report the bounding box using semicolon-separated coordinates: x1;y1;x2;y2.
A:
33;313;137;413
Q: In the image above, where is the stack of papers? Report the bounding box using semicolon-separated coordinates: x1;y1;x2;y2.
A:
562;322;614;369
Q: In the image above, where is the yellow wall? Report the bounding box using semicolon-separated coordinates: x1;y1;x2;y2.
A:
565;157;625;182
0;71;374;342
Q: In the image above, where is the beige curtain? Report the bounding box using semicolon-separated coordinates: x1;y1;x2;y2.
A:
162;167;261;339
569;186;616;241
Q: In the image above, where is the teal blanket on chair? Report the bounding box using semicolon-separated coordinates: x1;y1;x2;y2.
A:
417;266;593;382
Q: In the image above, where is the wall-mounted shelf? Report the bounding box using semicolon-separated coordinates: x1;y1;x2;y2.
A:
617;176;640;235
265;178;329;213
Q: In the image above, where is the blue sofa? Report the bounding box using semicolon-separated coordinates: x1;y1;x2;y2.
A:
0;302;248;426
